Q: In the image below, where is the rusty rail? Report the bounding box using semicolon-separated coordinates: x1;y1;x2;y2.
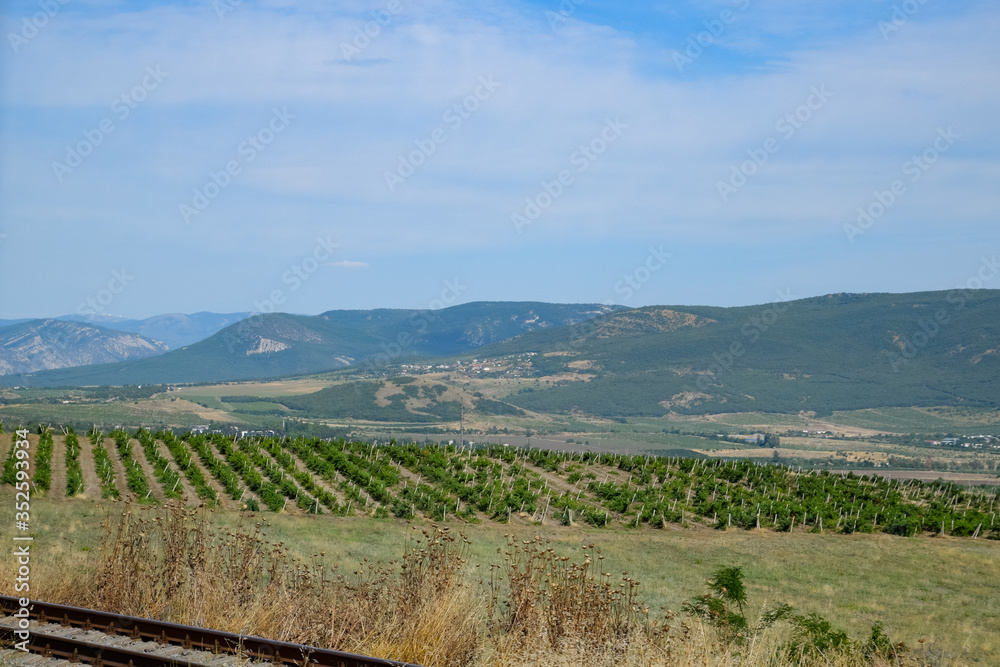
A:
0;596;423;667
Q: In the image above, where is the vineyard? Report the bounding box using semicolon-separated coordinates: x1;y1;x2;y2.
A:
1;425;998;539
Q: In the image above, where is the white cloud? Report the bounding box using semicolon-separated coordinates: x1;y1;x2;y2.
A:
0;0;997;279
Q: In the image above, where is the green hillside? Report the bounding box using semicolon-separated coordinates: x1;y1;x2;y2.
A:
315;301;619;357
278;380;463;423
486;291;1000;417
5;291;997;422
0;302;618;387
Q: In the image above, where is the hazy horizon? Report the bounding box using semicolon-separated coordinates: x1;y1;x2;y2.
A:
5;285;1000;323
2;0;997;320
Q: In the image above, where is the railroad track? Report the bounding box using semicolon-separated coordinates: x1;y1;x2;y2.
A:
0;596;422;667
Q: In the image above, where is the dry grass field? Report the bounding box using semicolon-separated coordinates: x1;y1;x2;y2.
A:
1;493;996;666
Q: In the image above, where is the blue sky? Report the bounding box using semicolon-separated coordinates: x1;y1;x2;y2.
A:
1;0;997;319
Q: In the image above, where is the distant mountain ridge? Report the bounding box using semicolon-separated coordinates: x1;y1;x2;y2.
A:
57;311;252;349
0;320;169;375
5;292;997;419
0;302;622;386
0;312;251;350
478;290;1000;416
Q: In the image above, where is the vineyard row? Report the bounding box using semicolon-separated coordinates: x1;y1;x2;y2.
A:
0;426;997;539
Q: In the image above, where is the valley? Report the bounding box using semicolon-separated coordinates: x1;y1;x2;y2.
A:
1;293;998;666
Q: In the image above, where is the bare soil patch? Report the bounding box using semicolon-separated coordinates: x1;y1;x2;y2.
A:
144;397;235;422
179;378;336;398
102;437;135;502
50;434;67;500
695;447;831;460
374;382;404;407
75;435;104;500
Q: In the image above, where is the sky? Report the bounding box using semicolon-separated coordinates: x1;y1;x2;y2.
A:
1;0;997;319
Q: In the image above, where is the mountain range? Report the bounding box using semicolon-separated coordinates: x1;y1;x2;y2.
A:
2;292;997;419
0;312;251;376
479;290;1000;416
58;311;252;349
0;312;250;350
0;320;169;375
0;302;619;385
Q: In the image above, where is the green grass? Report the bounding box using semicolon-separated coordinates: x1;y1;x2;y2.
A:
3;494;997;662
0;403;212;428
183;394;229;409
830;407;1000;434
701;413;812;428
581;432;756;452
608;416;744;435
225;401;289;412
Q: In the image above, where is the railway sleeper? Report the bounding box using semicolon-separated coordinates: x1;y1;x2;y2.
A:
0;619;270;667
0;596;421;667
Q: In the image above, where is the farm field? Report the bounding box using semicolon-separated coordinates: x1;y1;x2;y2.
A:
5;0;998;663
0;419;997;665
828;469;1000;485
1;427;996;534
5;377;1000;479
828;407;1000;435
10;374;998;436
1;331;998;665
1;491;998;664
0;400;218;429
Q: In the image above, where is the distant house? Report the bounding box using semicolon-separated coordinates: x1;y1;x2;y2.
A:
239;429;276;439
191;425;210;434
